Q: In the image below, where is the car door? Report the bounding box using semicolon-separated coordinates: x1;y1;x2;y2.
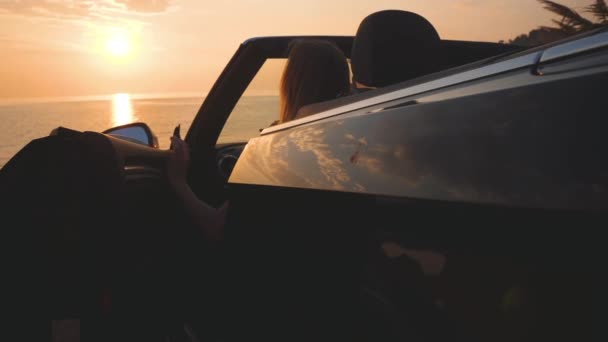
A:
220;31;608;341
183;36;354;206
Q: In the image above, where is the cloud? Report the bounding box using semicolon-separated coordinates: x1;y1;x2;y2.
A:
0;1;176;54
0;0;98;20
0;0;175;19
0;33;87;53
115;0;174;13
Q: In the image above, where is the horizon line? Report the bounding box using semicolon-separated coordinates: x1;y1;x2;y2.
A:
0;90;279;106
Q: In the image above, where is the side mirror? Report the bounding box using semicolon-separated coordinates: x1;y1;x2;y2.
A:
103;123;159;148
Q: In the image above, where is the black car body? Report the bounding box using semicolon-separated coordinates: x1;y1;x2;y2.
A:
1;27;607;342
220;30;608;342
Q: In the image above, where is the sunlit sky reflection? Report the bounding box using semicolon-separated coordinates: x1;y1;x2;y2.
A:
112;93;136;127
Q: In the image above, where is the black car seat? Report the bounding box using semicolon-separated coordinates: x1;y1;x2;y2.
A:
351;10;442;88
0;130;124;341
1;130;203;341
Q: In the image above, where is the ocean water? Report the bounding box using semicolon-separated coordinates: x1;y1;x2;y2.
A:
0;94;279;168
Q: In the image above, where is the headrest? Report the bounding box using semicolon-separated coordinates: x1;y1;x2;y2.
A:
351;10;441;88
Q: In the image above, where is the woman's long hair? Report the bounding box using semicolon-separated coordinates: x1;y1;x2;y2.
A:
279;40;350;123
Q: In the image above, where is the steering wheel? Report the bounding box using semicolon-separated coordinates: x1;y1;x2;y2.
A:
215;144;246;182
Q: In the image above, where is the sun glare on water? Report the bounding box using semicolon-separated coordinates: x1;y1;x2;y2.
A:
112;93;136;126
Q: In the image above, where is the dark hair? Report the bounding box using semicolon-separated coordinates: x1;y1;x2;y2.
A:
279;39;350;123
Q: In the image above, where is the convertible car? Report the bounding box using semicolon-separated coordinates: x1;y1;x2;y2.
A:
1;19;607;342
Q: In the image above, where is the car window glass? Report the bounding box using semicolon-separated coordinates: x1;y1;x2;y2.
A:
217;59;285;144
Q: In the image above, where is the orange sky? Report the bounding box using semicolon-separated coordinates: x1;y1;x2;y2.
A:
0;0;591;99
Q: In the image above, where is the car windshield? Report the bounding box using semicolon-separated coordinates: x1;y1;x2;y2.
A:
1;0;607;165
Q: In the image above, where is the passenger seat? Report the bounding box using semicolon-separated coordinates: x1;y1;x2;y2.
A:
351;10;442;88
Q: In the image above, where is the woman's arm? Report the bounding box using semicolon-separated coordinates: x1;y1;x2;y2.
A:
168;136;227;241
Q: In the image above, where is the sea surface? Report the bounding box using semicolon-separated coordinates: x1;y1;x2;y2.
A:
0;94;279;168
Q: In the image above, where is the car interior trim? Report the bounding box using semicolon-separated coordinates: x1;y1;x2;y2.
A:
124;165;162;181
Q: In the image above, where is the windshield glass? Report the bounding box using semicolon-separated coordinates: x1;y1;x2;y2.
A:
1;0;606;165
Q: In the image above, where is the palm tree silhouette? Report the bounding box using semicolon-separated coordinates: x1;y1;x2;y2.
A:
538;0;606;32
586;0;608;23
507;1;607;46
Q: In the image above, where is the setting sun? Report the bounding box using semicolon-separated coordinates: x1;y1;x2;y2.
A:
105;33;130;57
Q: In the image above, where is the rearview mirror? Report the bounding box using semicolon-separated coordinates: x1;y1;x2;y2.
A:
103;123;159;148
